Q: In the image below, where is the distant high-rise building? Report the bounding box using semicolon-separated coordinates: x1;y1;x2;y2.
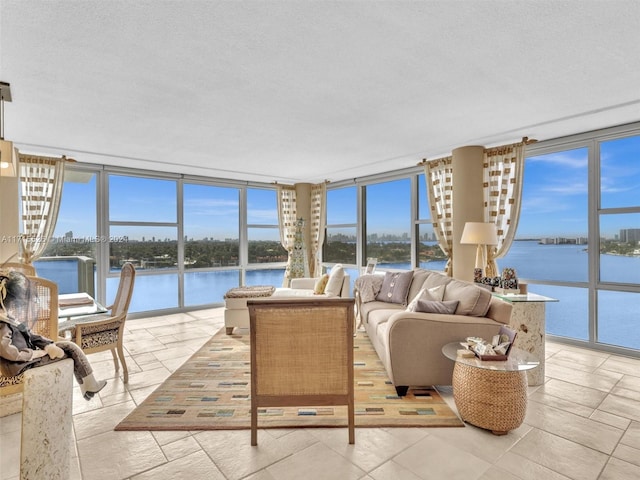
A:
620;229;640;243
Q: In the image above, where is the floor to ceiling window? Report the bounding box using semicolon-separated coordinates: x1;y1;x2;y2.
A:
596;134;640;351
501;126;640;354
245;188;287;286
365;178;411;269
108;174;179;312
183;183;240;307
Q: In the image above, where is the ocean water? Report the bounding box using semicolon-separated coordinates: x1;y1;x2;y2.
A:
34;240;640;350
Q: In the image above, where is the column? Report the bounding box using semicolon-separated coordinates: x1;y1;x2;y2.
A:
21;359;74;480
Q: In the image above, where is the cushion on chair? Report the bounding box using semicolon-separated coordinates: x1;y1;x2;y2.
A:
324;264;345;296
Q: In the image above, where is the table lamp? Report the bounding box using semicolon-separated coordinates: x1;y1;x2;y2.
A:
460;222;498;273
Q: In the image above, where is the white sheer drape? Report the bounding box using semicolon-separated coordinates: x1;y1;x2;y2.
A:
309;183;326;277
277;185;298;287
18;154;66;264
423;156;454;275
483;142;525;277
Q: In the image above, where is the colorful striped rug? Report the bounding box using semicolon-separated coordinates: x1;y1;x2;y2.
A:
115;328;463;431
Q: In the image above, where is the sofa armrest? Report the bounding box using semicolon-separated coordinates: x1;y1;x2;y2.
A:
485;296;513;325
290;278;317;290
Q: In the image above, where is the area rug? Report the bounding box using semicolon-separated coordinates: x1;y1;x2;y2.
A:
115;329;463;431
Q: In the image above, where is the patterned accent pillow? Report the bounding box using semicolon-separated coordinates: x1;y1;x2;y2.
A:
376;271;414;306
313;274;330;294
414;299;459;315
406;285;446;312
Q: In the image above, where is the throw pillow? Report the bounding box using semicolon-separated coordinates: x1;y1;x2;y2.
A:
415;299;459;315
313;274;330;294
324;264;345;296
376;271;414;306
406;285;446;312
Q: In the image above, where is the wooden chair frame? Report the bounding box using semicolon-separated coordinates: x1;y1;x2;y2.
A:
248;297;355;445
58;263;135;383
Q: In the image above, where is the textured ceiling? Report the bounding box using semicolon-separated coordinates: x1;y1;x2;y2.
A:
1;1;640;184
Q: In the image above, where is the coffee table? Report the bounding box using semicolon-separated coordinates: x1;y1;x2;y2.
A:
442;342;539;435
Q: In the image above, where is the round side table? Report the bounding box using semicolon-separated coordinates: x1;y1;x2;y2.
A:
442;342;539;435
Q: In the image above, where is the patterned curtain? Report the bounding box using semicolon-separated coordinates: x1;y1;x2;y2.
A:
483;142;525;277
277;185;298;287
309;183;326;277
18;154;66;264
423;156;454;276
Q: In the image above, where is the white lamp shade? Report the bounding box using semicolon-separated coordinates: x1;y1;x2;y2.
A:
460;222;498;246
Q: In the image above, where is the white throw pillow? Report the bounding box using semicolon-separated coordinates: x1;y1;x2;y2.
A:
324;264;345;296
405;285;446;312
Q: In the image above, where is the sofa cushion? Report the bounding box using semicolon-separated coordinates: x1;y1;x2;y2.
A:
443;278;492;317
325;264;345;296
376;271;414;306
414;299;459;314
313;274;330;294
405;285;445;312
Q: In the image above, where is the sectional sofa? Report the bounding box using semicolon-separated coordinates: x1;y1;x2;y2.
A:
357;268;513;395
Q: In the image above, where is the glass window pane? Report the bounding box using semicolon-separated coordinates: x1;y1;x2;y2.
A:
418;174;429;220
500;240;587;283
246;268;286;287
109;272;177;313
43;170;97;259
247;188;278;225
366;179;411;268
185;270;240;306
600;135;640;209
324;227;356;265
38;169;98;295
418;223;445;271
327;187;356;225
599;213;640;284
184;184;239;269
109;175;177;222
109;226;177;271
598;290;640;349
532;284;588;341
247;228;287;264
503;149;588;282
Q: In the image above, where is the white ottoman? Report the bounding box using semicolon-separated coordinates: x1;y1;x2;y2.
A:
224;285;275;334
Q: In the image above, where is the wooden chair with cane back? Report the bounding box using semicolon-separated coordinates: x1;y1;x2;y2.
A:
247;297;355;446
58;262;136;383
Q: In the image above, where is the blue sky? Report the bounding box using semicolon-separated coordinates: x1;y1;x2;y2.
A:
54;136;639;241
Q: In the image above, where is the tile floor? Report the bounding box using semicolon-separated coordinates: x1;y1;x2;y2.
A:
2;307;640;480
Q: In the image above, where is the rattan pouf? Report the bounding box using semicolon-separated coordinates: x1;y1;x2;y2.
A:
452;361;528;435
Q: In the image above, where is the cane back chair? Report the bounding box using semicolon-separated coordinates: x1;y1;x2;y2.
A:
247;297;355;446
58;263;135;383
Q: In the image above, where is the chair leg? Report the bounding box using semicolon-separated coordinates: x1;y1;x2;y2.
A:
110;349;120;371
116;344;129;383
251;403;258;446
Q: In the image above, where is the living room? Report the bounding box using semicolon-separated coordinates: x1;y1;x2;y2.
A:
1;1;640;479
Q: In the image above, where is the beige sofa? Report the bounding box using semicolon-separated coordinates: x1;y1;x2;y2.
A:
358;268;512;396
224;265;351;334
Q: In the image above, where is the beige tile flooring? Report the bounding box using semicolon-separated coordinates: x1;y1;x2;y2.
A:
2;307;640;480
